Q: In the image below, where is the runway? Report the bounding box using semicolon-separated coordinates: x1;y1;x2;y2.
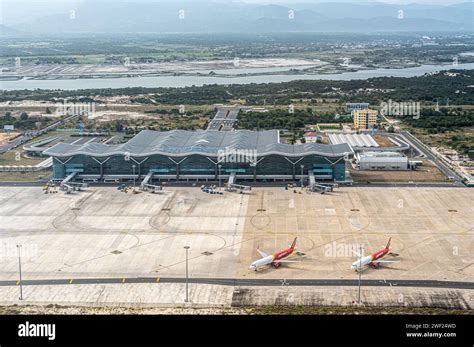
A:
2;277;473;289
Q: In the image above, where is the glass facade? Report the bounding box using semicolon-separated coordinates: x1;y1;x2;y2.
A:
180;155;214;174
138;155;176;175
52;153;347;181
256;155;293;176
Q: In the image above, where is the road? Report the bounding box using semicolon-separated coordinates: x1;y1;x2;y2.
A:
0;133;32;154
1;277;473;289
400;131;464;185
0;114;79;154
207;106;240;131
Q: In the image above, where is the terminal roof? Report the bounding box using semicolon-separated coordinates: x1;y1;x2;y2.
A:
43;130;353;158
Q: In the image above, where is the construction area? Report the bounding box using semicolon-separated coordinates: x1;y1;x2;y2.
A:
0;186;472;309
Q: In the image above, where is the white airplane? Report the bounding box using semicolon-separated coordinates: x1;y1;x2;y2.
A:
249;238;299;271
351;237;399;271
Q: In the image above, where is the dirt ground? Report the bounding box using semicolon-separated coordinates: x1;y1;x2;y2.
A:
374;135;395;147
350;160;447;182
0;132;20;144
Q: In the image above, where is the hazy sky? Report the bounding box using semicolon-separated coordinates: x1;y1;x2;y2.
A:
242;0;467;3
1;0;469;4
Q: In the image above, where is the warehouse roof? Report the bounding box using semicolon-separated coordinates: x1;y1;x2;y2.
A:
359;152;408;163
360;151;405;158
329;133;379;148
43;129;353;158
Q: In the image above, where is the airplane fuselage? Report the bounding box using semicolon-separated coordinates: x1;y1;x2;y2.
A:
250;255;274;269
351;247;389;270
250;246;295;270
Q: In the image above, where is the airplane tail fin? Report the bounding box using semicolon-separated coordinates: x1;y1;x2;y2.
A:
385;237;392;249
290;237;297;250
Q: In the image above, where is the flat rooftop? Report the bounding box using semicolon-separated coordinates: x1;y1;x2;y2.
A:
361;152;405;158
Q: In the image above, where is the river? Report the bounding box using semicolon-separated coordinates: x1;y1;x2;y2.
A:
1;62;473;91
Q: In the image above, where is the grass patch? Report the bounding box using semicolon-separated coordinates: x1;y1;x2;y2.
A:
0;170;51;182
0;151;44;166
246;305;473;315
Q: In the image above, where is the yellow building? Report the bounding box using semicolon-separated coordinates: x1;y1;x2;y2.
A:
352;109;378;129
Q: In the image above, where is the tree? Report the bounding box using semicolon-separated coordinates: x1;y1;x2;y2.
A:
20;112;28;120
115;121;124;132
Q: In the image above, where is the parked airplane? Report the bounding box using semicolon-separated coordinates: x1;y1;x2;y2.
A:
351;237;398;271
250;237;298;271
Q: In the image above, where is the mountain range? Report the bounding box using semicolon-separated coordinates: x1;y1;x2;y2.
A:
1;1;472;34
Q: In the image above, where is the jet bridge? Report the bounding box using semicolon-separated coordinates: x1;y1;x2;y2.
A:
67;182;88;191
140;171;154;190
308;171;316;187
228;184;252;193
227;171;236;187
141;184;163;193
140;170;163;193
308;184;331;194
61;171;77;185
307;171;331;194
318;182;339;190
60;172;77;191
226;172;251;193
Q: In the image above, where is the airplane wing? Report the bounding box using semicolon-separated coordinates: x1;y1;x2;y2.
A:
375;260;400;263
274;260;299;263
257;249;268;258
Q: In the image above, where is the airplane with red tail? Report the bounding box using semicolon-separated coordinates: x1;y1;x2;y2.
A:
250;237;298;271
351;237;399;271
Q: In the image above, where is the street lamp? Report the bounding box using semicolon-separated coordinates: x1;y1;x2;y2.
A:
358;244;362;305
250;162;257;182
184;246;190;302
300;164;304;188
17;244;23;301
218;164;222;191
132;164;136;191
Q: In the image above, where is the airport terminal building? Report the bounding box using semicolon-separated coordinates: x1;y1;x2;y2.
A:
44;130;353;183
